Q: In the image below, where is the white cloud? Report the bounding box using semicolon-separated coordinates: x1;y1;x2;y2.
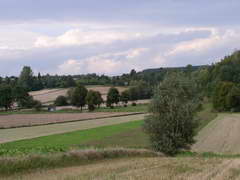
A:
58;48;152;75
34;29;144;48
166;29;240;57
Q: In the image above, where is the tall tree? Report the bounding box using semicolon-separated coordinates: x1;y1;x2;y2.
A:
0;84;13;111
68;84;88;111
120;90;130;106
106;87;120;108
144;73;199;155
18;66;34;91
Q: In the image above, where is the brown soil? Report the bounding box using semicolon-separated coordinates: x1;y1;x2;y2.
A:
0;112;140;129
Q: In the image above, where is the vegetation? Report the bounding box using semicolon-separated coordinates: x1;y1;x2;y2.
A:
144;73;200;155
120;90;130;106
86;90;103;111
0;121;144;156
0;148;157;177
0;84;13;110
54;95;68;106
106;87;120;108
68;84;88;110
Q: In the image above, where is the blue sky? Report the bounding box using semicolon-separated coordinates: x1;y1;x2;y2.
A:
0;0;239;76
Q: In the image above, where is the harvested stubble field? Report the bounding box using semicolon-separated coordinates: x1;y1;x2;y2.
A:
4;156;240;180
193;113;240;154
0;112;142;129
29;86;127;103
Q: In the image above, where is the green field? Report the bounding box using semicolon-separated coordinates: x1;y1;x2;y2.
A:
0;103;216;157
0;120;146;156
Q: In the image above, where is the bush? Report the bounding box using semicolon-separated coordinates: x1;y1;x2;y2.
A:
33;100;42;111
132;102;137;106
54;96;68;106
143;73;199;156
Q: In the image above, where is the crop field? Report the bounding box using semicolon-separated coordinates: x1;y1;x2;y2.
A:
29;86;128;104
4;156;240;180
0;112;142;129
193;113;240;154
0;114;145;144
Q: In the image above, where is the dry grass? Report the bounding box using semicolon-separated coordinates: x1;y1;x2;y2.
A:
5;155;240;180
0;148;160;178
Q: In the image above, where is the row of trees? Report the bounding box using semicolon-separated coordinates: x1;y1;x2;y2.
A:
1;64;204;92
54;83;150;111
0;84;42;111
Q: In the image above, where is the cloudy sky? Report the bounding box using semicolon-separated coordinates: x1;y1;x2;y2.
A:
0;0;239;76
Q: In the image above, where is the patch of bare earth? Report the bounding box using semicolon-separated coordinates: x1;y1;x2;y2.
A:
193;113;240;154
6;157;240;180
0;112;141;129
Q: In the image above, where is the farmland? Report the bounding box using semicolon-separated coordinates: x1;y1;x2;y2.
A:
193;113;240;154
0;114;145;144
29;86;128;104
0;111;143;129
1;101;240;179
4;156;240;180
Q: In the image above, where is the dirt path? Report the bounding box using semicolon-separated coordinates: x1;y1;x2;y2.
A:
0;114;145;144
193;113;240;154
4;157;240;180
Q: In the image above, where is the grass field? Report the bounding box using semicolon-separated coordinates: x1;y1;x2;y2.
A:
0;120;145;156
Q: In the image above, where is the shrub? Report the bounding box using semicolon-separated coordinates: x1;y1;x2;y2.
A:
54;96;68;106
132;102;137;106
33;100;42;111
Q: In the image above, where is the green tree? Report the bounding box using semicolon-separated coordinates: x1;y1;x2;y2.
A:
68;84;88;110
212;82;234;111
95;91;104;108
120;90;130;106
18;66;34;91
128;86;139;102
54;96;68;106
143;73;199;155
226;84;240;112
86;90;98;111
106;87;120;108
0;84;13;110
12;86;30;108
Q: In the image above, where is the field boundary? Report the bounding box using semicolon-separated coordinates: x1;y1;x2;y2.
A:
0;112;146;130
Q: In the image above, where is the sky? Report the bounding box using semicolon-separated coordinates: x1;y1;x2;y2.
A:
0;0;239;76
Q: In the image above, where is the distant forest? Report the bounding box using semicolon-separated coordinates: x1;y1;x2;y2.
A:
1;50;240;112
